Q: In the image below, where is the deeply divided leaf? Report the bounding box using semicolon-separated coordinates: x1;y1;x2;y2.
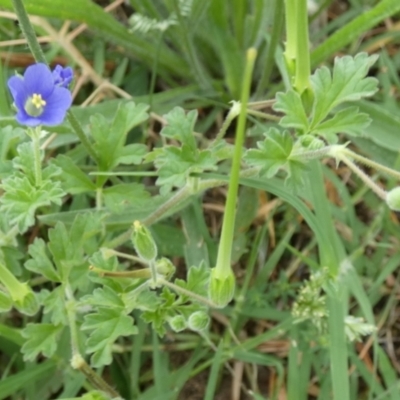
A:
310;53;378;128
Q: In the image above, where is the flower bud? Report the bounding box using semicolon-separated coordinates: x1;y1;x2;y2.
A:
188;311;210;331
155;257;176;280
0;291;12;312
208;268;235;308
14;285;40;316
169;314;187;332
300;135;324;150
81;391;110;400
131;221;157;262
386;187;400;211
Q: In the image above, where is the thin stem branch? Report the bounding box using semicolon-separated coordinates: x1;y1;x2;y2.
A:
11;0;46;63
158;278;217;308
338;154;387;200
342;147;400;181
65;285;121;398
31;128;42;187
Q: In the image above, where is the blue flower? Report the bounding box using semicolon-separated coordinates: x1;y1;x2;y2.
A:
52;65;74;88
8;63;72;127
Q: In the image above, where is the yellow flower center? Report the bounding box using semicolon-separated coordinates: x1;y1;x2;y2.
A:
31;93;46;108
24;93;46;117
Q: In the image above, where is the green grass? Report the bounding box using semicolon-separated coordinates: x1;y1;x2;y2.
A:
1;1;400;399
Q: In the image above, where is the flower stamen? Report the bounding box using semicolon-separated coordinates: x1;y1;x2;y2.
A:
31;93;46;108
25;93;46;117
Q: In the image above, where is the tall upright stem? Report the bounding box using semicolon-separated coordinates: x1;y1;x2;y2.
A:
214;48;257;279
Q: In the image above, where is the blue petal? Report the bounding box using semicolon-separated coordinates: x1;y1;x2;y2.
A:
7;75;28;110
24;63;55;98
15;109;41;126
39;86;72;126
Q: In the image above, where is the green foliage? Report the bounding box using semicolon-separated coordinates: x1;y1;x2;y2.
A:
147;107;221;193
274;53;378;143
82;308;138;367
21;323;63;361
3;1;400;399
90;102;148;171
244;128;306;188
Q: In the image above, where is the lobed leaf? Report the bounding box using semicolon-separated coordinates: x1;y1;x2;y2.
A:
273;91;309;132
21;323;63;361
82;308;137;367
161;107;198;150
244;128;294;178
311;107;372;143
310;53;378;128
25;238;60;282
0;176;64;232
91;102;149;170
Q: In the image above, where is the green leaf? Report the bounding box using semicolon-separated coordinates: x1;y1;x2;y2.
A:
25;238;60;282
80;286;125;310
273;90;309;132
154;146;217;193
0;176;64;232
42;287;67;325
91;102;148;170
21;323;63;361
46;214;102;283
12;142;39;184
52;155;96;194
115;143;147;165
82;308;137;367
175;263;210;299
103;183;150;213
161;107;198;150
311;107;372;143
244;129;294;177
310;53;378;128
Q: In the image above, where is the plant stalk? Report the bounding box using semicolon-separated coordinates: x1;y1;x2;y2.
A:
214;48;257;279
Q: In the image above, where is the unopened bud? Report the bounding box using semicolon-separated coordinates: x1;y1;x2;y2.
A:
14;285;40;316
208;268;235;308
386;187;400;211
131;221;157;262
300;135;324;150
155;258;176;280
169;315;187;332
188;311;210;331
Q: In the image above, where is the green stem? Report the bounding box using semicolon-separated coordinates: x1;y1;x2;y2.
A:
294;0;311;94
11;0;47;64
105;171;260;250
89;265;151;279
336;154;387;201
342;147;400;181
284;0;297;78
11;0;99;164
65;285;121;398
148;260;158;286
214;48;257;279
31;127;42;187
71;354;120;398
158;278;217;308
215;101;241;141
67;112;99;164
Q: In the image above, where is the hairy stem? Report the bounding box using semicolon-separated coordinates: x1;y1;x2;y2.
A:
11;0;46;64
